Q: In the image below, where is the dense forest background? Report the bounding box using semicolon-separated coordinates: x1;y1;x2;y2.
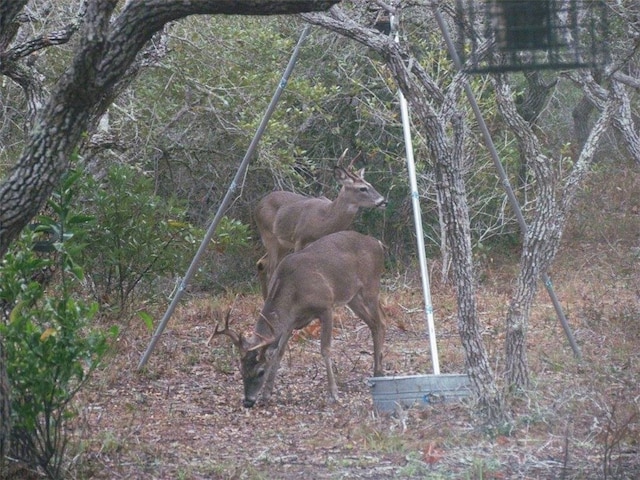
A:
1;2;571;292
2;2;636;293
1;1;639;478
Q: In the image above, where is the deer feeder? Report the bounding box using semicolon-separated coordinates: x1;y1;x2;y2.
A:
456;0;609;73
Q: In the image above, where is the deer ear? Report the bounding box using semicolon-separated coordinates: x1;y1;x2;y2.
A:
240;336;254;353
264;343;279;361
256;341;279;362
255;344;268;361
334;166;353;185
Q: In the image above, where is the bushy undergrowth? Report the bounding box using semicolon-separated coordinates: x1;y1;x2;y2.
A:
76;163;253;311
0;168;117;479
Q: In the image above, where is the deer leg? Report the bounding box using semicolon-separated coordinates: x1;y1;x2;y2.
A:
371;301;387;377
256;253;269;299
264;244;292;294
264;241;284;292
259;334;290;404
319;310;339;402
348;295;386;377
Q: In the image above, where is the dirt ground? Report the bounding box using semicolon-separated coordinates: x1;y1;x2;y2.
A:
21;168;640;479
69;235;639;479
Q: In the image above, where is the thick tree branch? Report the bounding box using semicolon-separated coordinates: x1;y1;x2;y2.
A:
567;72;640;164
1;3;88;125
3;20;83;61
562;93;623;213
302;8;445;104
0;1;29;45
0;0;340;256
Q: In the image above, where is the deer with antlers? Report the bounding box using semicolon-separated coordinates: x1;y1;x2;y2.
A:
214;230;386;408
254;150;387;297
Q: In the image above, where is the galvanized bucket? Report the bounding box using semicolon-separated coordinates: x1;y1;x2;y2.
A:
368;374;471;412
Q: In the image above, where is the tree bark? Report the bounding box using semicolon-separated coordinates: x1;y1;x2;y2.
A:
0;2;87;126
570;72;640;165
572;94;594;153
611;80;640;164
515;71;557;187
302;7;506;423
0;0;339;465
493;75;621;389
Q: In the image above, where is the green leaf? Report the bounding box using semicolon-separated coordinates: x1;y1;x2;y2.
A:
67;214;95;225
137;311;155;332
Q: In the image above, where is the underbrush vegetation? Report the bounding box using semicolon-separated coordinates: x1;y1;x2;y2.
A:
3;166;639;479
0;169;116;479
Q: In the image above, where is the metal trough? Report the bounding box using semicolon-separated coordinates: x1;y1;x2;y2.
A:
368;374;471;412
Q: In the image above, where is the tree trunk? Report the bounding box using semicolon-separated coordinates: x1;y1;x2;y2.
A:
430;129;506;421
515;71;556;188
494;75;621;390
572;95;594;153
302;8;507;423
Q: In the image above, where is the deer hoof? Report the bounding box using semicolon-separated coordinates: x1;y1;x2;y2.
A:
327;392;340;404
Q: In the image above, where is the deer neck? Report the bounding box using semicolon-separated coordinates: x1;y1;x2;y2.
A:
255;307;282;338
326;190;359;229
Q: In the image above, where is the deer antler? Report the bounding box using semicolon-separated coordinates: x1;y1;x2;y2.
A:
337;148;349;167
335;150;363;178
258;312;276;337
346;151;363;170
210;308;245;350
246;312;277;352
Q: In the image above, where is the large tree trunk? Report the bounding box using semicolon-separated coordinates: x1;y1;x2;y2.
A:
302;7;507;423
429;122;506;421
0;0;340;464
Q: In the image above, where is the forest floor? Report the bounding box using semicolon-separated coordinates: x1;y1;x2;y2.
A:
34;167;640;478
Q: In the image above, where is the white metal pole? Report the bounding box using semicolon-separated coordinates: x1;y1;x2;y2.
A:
394;15;440;375
137;24;312;370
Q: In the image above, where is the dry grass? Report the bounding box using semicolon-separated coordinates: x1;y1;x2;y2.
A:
53;165;640;479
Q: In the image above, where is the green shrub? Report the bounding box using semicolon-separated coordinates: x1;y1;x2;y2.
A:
78;163;204;312
0;167;116;479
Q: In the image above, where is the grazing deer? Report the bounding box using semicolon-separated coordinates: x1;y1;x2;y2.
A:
254;151;386;297
214;231;386;408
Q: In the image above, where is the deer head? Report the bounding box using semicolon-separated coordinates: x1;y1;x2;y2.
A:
333;149;386;210
332;165;387;211
254;150;386;298
213;309;279;408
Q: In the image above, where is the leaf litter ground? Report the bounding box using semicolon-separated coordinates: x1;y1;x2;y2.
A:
72;243;640;479
69;169;640;479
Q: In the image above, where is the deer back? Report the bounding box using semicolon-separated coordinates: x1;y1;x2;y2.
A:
254;191;308;244
272;167;386;251
265;230;385;320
